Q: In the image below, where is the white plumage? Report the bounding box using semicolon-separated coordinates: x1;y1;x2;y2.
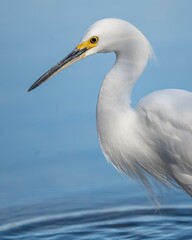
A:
28;18;192;200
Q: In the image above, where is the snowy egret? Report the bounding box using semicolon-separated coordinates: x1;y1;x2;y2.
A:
28;19;192;199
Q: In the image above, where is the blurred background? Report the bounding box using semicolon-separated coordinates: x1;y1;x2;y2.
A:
1;0;192;211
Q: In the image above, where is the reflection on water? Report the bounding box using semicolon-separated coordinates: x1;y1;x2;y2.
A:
0;203;192;240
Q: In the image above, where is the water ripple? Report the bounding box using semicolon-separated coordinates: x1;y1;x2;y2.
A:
0;205;192;239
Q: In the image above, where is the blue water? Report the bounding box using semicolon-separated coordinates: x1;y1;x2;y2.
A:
1;151;192;239
1;195;192;239
1;204;192;240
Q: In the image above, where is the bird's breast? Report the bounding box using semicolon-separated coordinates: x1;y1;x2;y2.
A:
97;108;148;173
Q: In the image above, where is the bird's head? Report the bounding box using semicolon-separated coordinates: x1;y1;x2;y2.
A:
28;18;152;92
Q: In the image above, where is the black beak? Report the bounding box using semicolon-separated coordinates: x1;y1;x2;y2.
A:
28;47;87;92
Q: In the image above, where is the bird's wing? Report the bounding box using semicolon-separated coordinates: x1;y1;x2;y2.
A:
136;89;192;195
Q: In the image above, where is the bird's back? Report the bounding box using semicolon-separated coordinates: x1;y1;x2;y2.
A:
137;89;192;196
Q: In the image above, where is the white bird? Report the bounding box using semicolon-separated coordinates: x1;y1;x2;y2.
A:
28;18;192;200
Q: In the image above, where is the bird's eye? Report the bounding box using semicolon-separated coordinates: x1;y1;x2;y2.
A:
90;36;99;44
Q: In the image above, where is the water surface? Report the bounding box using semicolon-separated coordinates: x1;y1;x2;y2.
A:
1;194;192;240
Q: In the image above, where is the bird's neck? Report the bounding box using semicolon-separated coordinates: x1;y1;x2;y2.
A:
96;39;152;177
97;49;149;111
